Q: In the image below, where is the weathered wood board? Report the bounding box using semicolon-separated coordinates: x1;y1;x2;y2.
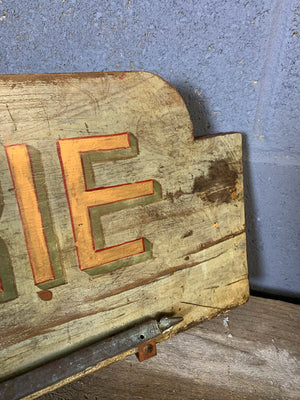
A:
0;72;248;392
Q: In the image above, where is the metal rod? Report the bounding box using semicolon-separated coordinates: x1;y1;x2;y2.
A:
0;317;182;400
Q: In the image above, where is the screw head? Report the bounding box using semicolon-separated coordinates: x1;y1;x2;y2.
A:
143;343;154;354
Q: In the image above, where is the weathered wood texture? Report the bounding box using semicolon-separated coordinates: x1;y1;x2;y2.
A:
40;297;300;400
0;72;248;384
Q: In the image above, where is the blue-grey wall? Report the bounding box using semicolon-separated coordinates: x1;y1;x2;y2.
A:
1;0;299;298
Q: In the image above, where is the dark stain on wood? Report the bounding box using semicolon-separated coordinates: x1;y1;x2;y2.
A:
37;290;53;301
193;159;238;204
165;189;184;203
182;230;193;239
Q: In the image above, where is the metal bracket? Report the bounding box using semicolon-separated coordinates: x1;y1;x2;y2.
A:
0;316;182;400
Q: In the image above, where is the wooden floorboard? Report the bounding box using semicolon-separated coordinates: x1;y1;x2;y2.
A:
40;296;300;400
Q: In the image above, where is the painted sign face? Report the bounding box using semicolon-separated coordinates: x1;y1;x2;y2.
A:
4;133;161;293
0;72;248;381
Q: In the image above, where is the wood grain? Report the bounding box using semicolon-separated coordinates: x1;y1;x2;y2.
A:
0;72;248;386
40;297;300;400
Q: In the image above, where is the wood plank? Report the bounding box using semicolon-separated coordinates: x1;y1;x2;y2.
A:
0;72;248;388
39;297;300;400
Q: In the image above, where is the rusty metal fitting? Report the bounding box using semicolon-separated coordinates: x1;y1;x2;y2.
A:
136;339;157;362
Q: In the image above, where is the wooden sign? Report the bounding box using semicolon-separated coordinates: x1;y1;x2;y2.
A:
0;72;248;395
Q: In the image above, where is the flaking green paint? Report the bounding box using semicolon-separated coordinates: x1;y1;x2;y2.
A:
0;183;18;302
28;146;66;290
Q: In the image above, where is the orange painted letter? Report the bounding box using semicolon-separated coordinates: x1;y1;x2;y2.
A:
5;144;65;289
57;133;161;276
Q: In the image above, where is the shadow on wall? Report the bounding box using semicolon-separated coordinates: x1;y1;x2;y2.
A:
242;135;263;282
173;83;262;285
174;83;214;137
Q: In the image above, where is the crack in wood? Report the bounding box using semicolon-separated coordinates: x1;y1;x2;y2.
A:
181;301;226;310
183;229;245;257
225;276;248;286
6;104;17;132
93;253;224;302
